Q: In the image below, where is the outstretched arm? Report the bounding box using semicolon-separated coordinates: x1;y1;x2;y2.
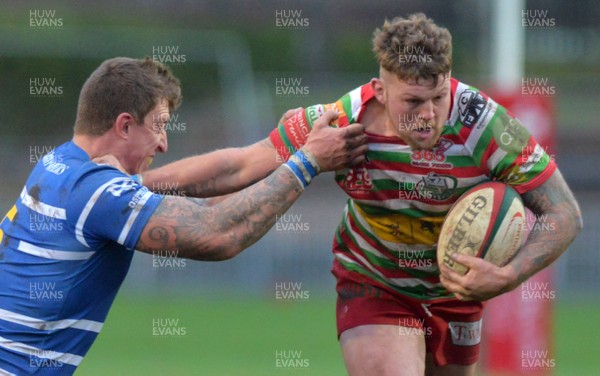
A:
136;166;302;260
94;140;279;203
141;108;303;197
135;111;368;260
142;137;279;198
440;169;582;301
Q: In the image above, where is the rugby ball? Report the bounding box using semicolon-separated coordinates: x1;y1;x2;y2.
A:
437;181;525;275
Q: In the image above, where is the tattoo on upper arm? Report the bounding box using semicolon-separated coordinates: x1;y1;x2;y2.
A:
149;227;169;243
136;167;302;260
509;169;582;284
521;171;573;214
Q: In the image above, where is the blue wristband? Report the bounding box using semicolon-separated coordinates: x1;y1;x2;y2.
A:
285;159;309;188
283;149;319;189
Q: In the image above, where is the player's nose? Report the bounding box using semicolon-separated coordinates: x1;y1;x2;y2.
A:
419;100;435;122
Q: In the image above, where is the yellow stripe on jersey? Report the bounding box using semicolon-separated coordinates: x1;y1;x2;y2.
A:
0;205;18;244
354;204;443;245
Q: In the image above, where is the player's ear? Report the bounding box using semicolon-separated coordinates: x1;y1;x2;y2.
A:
371;78;385;105
114;113;133;140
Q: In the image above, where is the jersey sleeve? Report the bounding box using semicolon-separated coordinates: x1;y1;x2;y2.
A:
473;104;557;194
269;84;371;161
66;165;164;250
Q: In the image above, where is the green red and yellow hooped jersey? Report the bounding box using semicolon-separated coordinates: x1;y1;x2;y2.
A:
269;78;556;300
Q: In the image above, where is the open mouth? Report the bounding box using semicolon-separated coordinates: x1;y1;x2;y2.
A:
413;126;434;136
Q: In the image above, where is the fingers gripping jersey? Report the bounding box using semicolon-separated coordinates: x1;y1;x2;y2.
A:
269;85;374;160
0;141;162;375
270;79;556;301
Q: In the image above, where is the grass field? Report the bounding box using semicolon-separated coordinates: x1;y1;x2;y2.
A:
76;294;600;375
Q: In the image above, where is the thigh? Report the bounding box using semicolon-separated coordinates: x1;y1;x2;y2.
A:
341;324;426;376
334;270;428;376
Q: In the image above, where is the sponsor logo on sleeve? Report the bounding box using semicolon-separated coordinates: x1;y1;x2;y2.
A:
42;152;67;175
106;179;137;197
128;186;150;208
305;105;325;125
287;112;310;146
458;90;488;128
497;117;530;154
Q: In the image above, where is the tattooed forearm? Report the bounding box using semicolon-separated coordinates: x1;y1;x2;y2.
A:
135;167;302;260
143;138;279;199
505;170;583;287
179;177;220;198
179;176;267;201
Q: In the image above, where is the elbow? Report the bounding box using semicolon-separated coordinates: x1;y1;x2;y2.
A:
559;205;583;243
220;246;242;261
573;208;583;237
217;233;252;260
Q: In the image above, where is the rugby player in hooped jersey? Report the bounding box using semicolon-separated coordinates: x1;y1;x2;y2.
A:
140;13;582;375
0;57;367;375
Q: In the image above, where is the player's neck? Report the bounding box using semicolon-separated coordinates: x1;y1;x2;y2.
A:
362;100;401;138
72;133;118;160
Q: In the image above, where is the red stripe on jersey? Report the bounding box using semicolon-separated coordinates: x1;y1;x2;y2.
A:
369;189;457;206
333;226;440;283
366;133;408;145
338;222;422;280
358;84;376;122
368;159;486;178
513;162;556;194
479;137;499;175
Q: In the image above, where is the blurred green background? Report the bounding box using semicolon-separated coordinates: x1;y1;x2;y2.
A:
1;0;599;375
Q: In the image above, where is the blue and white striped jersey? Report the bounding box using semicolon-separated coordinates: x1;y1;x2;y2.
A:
0;141;163;375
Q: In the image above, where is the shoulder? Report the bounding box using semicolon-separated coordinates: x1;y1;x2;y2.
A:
445;78;508;150
449;78;499;129
70;162;139;200
305;82;375;128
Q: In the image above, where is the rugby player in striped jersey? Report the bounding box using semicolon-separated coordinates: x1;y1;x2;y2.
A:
141;14;582;376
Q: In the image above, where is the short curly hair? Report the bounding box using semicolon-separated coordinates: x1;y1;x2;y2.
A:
74;57;182;136
373;13;452;86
